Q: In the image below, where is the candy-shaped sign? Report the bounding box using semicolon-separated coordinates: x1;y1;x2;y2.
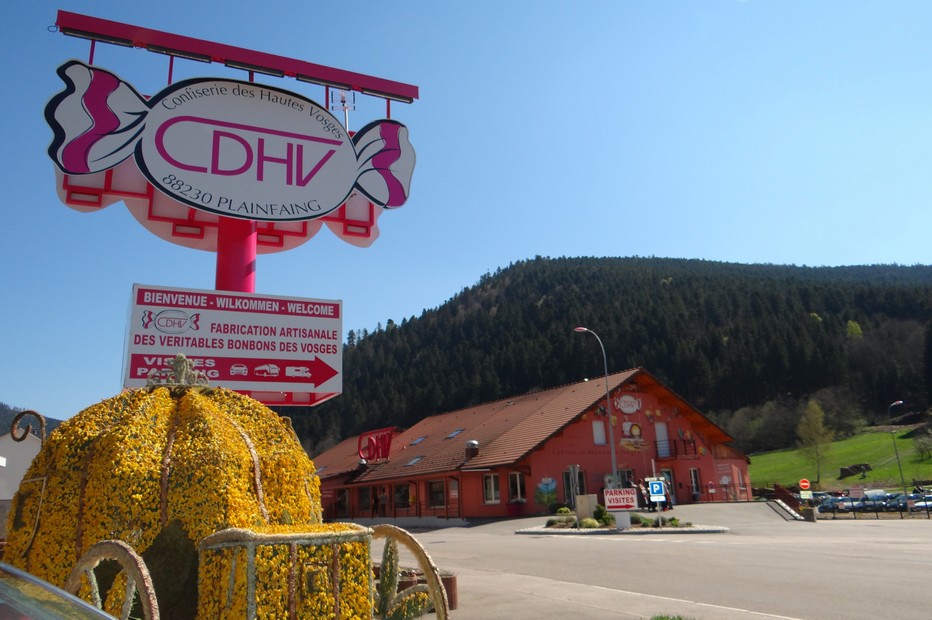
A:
45;60;415;223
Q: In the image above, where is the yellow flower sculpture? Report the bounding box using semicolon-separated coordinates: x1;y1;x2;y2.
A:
4;385;324;617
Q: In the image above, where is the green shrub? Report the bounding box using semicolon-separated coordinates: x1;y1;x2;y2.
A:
649;516;691;528
545;516;577;528
579;517;600;529
555;506;573;515
592;504;615;526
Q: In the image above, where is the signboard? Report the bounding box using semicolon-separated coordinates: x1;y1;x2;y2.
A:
358;427;395;462
799;478;811;490
46;61;415;223
616;394;641;414
648;479;666;502
604;488;638;511
124;284;341;398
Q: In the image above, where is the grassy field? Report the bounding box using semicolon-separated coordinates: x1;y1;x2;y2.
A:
748;425;932;493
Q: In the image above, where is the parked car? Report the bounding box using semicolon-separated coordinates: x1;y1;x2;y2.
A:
858;490;888;512
834;497;863;512
885;493;921;512
909;495;932;512
817;496;840;512
0;562;112;618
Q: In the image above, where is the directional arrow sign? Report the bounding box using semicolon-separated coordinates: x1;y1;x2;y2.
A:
125;284;342;403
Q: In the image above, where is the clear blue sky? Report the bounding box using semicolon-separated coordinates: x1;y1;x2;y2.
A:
4;1;932;420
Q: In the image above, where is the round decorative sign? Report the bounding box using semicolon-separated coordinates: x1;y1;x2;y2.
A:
617;394;641;414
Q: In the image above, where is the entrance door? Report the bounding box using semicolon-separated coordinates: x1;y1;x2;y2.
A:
562;467;585;508
336;488;350;518
655;422;671;458
689;468;701;502
661;468;676;506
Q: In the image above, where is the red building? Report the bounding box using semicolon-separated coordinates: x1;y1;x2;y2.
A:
312;368;751;523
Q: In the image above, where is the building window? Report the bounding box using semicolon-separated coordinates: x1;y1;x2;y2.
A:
592;419;606;445
446;428;465;439
428;481;445;508
394;484;410;508
483;474;500;504
405;456;423;466
358;486;372;514
509;472;526;501
410;436;427;446
618;469;634;488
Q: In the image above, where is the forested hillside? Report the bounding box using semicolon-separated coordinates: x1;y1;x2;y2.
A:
283;257;932;457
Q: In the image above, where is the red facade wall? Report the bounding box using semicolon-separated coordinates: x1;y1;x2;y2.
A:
317;388;751;522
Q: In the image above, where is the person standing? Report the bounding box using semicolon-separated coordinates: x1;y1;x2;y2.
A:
638;479;655;512
663;478;673;511
378;487;388;517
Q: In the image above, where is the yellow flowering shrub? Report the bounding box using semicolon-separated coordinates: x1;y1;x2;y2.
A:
3;386;336;618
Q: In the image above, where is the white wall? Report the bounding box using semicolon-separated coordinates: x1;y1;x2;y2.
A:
0;432;42;500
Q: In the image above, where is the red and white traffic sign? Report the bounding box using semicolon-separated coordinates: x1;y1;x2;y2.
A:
604;488;638;511
124;284;342;403
799;478;811;490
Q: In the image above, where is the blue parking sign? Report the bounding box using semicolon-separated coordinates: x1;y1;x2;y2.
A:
648;480;665;500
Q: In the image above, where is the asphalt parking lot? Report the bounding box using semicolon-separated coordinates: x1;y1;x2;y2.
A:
394;502;932;619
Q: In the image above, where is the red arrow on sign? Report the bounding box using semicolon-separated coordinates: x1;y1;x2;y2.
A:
307;356;339;386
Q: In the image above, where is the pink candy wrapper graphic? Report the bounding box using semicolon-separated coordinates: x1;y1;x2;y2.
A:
45;60;415;217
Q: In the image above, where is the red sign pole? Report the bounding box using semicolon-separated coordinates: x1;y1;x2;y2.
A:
215;217;257;293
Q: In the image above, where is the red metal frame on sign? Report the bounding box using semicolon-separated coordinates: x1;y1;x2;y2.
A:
55;11;419;103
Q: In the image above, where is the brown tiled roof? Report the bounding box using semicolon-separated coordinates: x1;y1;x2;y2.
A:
312;369;642;482
311;367;738;482
310;434;369;481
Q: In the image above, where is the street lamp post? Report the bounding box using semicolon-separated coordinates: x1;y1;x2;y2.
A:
888;400;910;505
574;327;618;488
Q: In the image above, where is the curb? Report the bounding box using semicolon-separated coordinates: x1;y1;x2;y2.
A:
514;525;729;535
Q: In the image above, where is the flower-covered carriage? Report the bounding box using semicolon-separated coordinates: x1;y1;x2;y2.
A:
4;356;448;619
